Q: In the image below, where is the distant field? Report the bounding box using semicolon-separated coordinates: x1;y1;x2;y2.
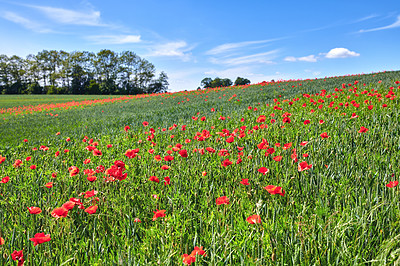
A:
1;71;400;265
0;94;122;109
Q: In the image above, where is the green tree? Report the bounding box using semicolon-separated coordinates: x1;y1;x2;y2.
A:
147;71;169;93
234;77;251;86
201;77;212;88
95;49;119;94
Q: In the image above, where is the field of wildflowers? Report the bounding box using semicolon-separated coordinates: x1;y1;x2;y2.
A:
0;71;399;265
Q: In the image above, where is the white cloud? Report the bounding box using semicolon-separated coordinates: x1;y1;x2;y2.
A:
210;50;278;66
355;14;379;23
1;11;51;33
284;55;317;62
284;56;297;62
86;35;141;44
147;41;194;61
325;48;360;58
206;38;283;55
29;5;104;26
304;69;321;76
359;15;400;32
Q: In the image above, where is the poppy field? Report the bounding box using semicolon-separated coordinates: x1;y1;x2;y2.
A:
1;71;400;265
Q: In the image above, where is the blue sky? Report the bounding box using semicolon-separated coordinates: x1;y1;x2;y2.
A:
1;0;399;92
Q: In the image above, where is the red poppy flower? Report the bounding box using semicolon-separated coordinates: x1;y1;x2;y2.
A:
45;182;53;188
256;115;266;123
164;155;174;161
11;250;24;265
69;166;80;177
143;121;149;126
134;218;141;222
124;125;130;132
179;149;188;158
320;132;329;139
191;246;206;256
27;206;42;214
273;156;283;162
367;105;373;110
55;151;60;157
30;165;37;170
0;155;5;164
298;161;312;171
87;175;97;182
1;176;9;183
84;190;98;198
83;159;91;164
258;167;269;175
51;207;68;218
125;149;137;158
265;148;275;155
62;201;76;210
202;171;207;176
221;159;233;167
319;120;325;124
149;176;160;183
240;178;249;186
161;165;170;170
358;126;369;133
52;172;57;178
93;149;102;156
386;181;399;188
29;233;51;246
152;209;166;221
246;214;261;224
300;141;308;146
0;237;4;246
264;185;285;196
164;176;171;186
351;113;358;119
283;142;292;150
303;120;310;125
85;205;98;214
216;196;229;205
154;155;162;161
226;136;234;143
182;254;196;265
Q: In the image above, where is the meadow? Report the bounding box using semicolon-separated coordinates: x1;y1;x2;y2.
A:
0;71;400;265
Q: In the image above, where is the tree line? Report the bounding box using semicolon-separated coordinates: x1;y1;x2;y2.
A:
200;77;250;88
0;49;168;95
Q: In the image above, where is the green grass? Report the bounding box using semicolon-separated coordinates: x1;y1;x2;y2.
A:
0;71;400;265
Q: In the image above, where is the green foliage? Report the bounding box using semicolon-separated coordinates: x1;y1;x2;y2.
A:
201;77;233;88
234;77;251;86
0;50;168;95
0;71;399;264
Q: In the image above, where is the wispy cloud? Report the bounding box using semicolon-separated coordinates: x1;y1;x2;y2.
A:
147;41;195;61
86;35;141;44
359;15;400;32
284;55;317;62
1;11;51;33
324;48;360;58
210;50;278;66
27;5;104;26
355;14;379;23
206;38;284;55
